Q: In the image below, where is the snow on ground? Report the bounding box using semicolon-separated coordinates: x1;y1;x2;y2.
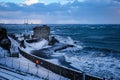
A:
9;37;19;53
0;66;42;80
0;48;69;80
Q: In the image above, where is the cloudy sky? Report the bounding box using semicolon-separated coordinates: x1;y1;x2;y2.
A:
0;0;120;24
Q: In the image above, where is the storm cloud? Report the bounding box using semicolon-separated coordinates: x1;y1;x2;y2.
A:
0;0;120;24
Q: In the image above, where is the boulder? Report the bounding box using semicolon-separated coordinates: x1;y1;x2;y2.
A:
48;36;59;45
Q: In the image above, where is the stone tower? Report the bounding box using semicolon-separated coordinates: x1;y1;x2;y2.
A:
33;25;50;40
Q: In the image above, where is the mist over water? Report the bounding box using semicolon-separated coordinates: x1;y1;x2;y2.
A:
1;24;120;80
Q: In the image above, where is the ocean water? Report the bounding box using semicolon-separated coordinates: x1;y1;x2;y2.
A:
1;24;120;80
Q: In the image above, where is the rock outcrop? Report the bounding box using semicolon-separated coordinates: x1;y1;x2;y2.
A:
0;27;11;52
48;36;59;45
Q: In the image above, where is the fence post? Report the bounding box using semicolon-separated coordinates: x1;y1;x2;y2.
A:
46;63;49;80
27;63;29;73
19;61;20;70
47;67;49;79
82;72;85;80
5;57;6;66
4;51;5;58
73;72;75;80
59;69;61;80
36;66;38;76
12;58;13;68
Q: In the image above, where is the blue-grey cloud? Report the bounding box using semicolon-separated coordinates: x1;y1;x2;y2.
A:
0;0;120;24
0;2;21;11
114;0;120;2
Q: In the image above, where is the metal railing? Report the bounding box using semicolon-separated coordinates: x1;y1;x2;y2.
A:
0;54;68;80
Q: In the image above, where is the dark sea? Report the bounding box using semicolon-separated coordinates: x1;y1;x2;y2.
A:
1;24;120;80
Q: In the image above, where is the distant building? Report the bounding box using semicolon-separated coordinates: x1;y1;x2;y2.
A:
33;25;50;40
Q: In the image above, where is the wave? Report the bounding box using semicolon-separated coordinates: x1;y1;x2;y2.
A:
83;46;120;53
65;55;120;80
